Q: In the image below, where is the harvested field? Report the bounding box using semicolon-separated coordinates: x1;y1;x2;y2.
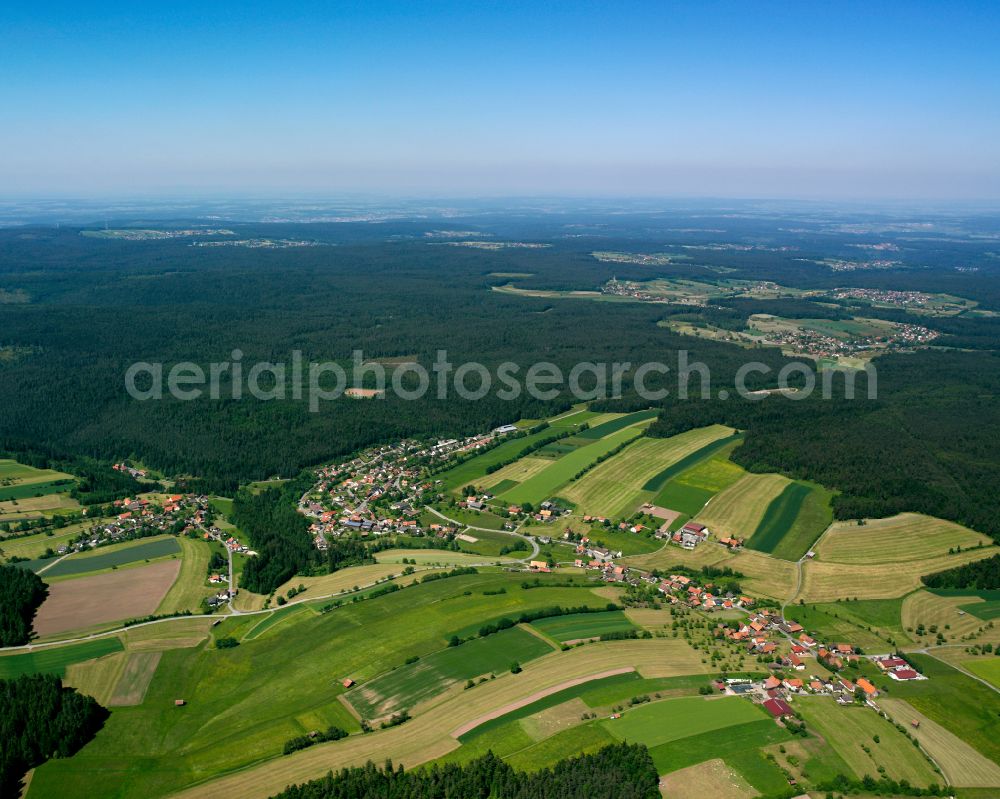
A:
880;697;1000;787
64;652;127;704
694;473;791;541
156;536;214;614
745;480;833;560
108;652;162;706
796;698;938;786
0;493;80;518
519;697;590;741
478;456;552;490
658;758;758;799
816;513;990;564
797;548;998;603
265;563;420;608
123;616;216;650
501;426;648;507
32;559;182;636
558;426;734;518
901;590;1000;648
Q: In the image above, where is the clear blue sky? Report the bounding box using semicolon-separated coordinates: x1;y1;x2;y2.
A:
2;1;999;199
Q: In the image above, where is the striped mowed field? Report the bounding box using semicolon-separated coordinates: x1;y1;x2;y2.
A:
815;512;991;564
796;698;938;787
797;547;998;603
500;426;646;506
694;472;791;540
879;697;1000;787
477;456;552;491
556;425;735;518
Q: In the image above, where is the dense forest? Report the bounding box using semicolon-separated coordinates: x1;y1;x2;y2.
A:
643;348;1000;537
0;674;108;795
233;481;317;594
922;554;1000;590
269;743;660;799
0;564;47;645
1;209;999;541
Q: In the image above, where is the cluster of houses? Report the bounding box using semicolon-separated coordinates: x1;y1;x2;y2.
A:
112;462;149;480
657;573;756;611
52;493;209;556
299;426;526;548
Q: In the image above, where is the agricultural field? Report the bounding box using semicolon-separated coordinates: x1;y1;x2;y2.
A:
376;548;512;566
346;626;555;719
63;650;130;705
529;610;636;642
888;654;1000;768
556;425;734;518
0;637;124;679
0;459;81;520
602;695;766;749
32;558;182;636
647;718;792;793
694;473;791;541
879;697;1000;788
28;573;704;799
40;535;181;578
815;512;991;564
0;518;98;561
796;546;998;603
501;425;647;507
658;759;758;799
963;657;1000;689
572;409;658;439
651;442;746;515
795;698;939;786
476;456;551;491
155;536;216;614
571;525;660;556
786;597;910;650
437;413;597;493
901;590;1000;648
625;541;798;602
745;480;833;560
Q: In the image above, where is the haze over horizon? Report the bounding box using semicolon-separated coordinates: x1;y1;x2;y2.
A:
4;1;1000;200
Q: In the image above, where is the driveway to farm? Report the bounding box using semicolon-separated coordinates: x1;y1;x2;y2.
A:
783;520;836;614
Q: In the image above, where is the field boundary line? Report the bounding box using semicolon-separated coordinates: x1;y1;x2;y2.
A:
450;666;635;738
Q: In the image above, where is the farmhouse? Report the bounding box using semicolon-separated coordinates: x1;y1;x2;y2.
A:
762;698;794;718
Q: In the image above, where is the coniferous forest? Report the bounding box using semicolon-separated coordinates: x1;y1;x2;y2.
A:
1;213;1000;542
269;743;660;799
0;674;109;795
0;564;48;646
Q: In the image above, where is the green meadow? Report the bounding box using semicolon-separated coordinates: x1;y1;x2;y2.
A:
746;480;833;560
42;536;181;578
501;427;644;506
601;695;766;749
0;637;124;678
651;444;745;515
27;572;602;799
574;409;657;439
530;610;636;642
347;625;554;718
